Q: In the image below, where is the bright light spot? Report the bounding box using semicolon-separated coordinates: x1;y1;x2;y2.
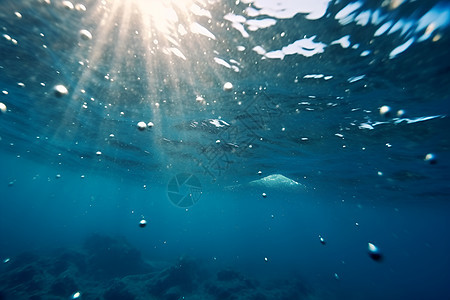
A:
124;0;195;34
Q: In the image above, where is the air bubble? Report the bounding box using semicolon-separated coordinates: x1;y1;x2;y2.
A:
424;153;437;164
368;242;383;261
62;1;74;10
319;235;326;245
75;3;86;11
137;121;147;131
0;102;7;114
196;96;205;104
379;105;391;117
79;29;92;40
53;85;69;97
223;82;233;92
396;109;406;117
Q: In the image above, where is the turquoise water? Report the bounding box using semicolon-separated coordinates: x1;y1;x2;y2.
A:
1;0;450;299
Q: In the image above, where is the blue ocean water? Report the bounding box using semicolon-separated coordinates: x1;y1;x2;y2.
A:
1;0;450;299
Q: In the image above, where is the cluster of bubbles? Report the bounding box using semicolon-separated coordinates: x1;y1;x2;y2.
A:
379;105;406;118
61;0;86;12
137;121;154;131
379;105;437;164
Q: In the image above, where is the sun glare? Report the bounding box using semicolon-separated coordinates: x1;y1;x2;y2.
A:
69;0;221;134
129;0;194;34
67;0;221;146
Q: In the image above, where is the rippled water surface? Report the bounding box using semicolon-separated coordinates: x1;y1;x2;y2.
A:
1;0;450;299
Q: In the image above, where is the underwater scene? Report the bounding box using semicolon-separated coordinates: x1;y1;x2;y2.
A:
1;0;450;299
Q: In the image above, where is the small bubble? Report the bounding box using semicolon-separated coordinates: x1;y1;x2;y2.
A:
424;153;437;164
53;85;69;97
71;291;81;299
257;170;262;175
137;121;147;131
379;105;391;117
96;151;102;156
139;219;147;228
147;121;154;128
396;109;406;117
14;12;22;19
195;95;205;104
62;1;74;10
262;192;267;198
0;102;7;114
55;174;61;179
79;29;92;40
319;235;326;245
264;257;268;262
223;82;233;92
368;242;383;261
75;3;87;11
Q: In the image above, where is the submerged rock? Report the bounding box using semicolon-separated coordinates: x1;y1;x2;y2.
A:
83;234;151;279
104;281;135;300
